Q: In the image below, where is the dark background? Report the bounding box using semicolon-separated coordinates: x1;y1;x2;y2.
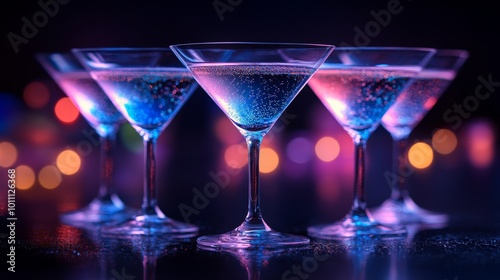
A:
1;1;500;279
2;0;500;221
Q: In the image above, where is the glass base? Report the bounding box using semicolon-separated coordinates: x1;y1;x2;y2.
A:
60;195;133;227
307;212;407;240
197;222;310;249
99;213;199;238
370;197;449;226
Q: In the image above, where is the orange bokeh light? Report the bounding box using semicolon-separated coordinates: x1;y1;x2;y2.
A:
39;165;63;189
56;149;81;175
315;136;340;162
0;142;18;168
260;147;279;173
54;97;79;123
432;129;458;155
408;142;433;169
15;165;36;190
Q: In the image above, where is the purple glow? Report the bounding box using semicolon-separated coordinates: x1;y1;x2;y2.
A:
465;119;496;168
286;137;314;164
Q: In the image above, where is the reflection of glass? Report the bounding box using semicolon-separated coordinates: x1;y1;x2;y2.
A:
94;234;194;280
200;246;286;280
344;239;377;280
308;237;404;280
370;49;469;226
386;224;445;280
341;237;404;280
36;52;131;226
73;48;199;237
307;47;436;239
171;42;334;248
128;235;195;280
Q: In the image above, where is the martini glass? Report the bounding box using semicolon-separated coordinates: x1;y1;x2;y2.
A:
36;52;132;226
370;49;470;225
171;42;334;248
72;47;199;237
306;47;436;239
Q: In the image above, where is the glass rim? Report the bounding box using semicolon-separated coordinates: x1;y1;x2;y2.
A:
332;46;437;53
36;51;72;56
35;51;75;63
35;52;83;75
71;47;188;69
426;49;470;71
71;47;174;53
169;41;336;49
433;48;470;59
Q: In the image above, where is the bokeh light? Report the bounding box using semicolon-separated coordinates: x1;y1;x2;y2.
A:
54;97;79;123
56;149;81;175
432;128;458;155
19;114;60;146
215;116;241;144
0;93;22;133
315;136;340;162
408;142;434;169
224;143;248;169
260;147;279;173
286;137;314;164
23;81;50;108
0;142;18;167
465;120;495;168
39;165;63;189
15;165;36;190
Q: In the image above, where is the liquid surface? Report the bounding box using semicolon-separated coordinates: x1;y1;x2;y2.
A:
381;70;455;139
91;68;197;136
189;63;316;132
308;67;417;139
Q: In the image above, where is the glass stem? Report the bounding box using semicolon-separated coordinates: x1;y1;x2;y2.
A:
244;136;265;227
353;253;367;280
143;256;157;280
96;133;116;201
350;137;369;217
246;267;260;280
142;138;159;215
390;138;409;202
